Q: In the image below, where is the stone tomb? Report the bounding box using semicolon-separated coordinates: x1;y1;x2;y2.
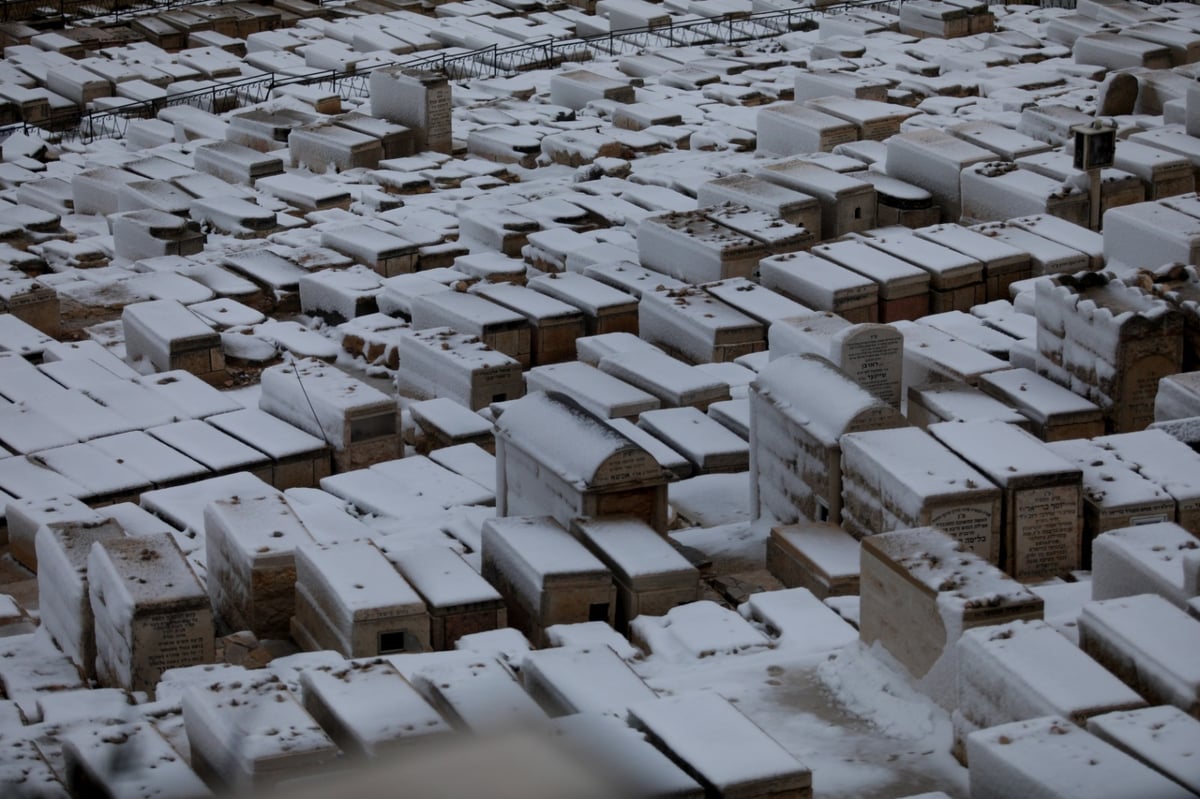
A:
929;420;1082;580
203;493;315;638
978;367;1105;442
1079;593;1200;718
387;545;506;650
35;518;126;680
528;272;641;337
840;427;1002;563
122;299;224;383
756;160;876;241
292;542;430;657
521;645;657;718
87;534;214;694
1156;370;1200;422
629;692;812;799
60;721;209;799
260;358;400;472
299;659;451;758
481;515;616;647
766;521;861;599
1088;706;1200;796
769;312;903;409
0;276;58;337
638;286;765;365
1095;429;1200;534
1091;522;1199;609
396;327;525;411
598;348;731;412
471;281;585;367
697;173;821;233
369;67;452;154
751;354;907;525
756;102;858;156
410;290;532;368
758;251;879;323
953;619;1146;763
495;392;669;533
1046;438;1175;564
860;527;1043;707
571;516;699;631
637;209;770;284
967;715;1193;799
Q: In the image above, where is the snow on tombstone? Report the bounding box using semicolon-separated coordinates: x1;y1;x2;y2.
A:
750;353;906;526
860;527;1043;709
1090;522;1198;608
1095;429;1200;534
758;251;880;324
481;515;616;646
978;367;1105;442
122;299;225;383
967;715;1193;799
369;67;452;154
396;327;524;411
1087;705;1200;796
766;521;860;599
88;534;214;694
520;644;656;718
35;518;126;680
291;542;429;657
637;209;770;284
953;619;1146;762
386;545;507;650
59;721;210;799
259;357;400;472
756;160;876;241
203;493;315;638
638;286;765;365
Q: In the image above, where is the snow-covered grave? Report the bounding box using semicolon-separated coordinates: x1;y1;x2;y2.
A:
899;0;970;38
953;618;1146;762
906;381;1029;430
148;420;273;480
743;585;858;649
225;107;318;152
812;239;932;323
929;419;1082;579
292;541;430;656
633;596;772;660
756;160;876;242
495;391;669;532
1111;140;1195;200
890;320;1009;390
597;348;731;411
806;96;919;143
122;299;225;382
320;224;418;276
757;250;879;323
950;121;1053;163
702;203;814;257
549;69;635;109
521;644;656;717
406;397;493;454
1034;275;1183;433
551;713;705;798
570;515;698;631
528;272;640;336
884;130;992;224
793;69;887;104
191;140;284;186
966;715;1193;799
405;653;546;734
638;405;747;474
410;290;531;368
199;409;330;490
70;165;141;216
319;456;493;521
1093;430;1200;534
111;209;206;263
471;281;585;366
299;658;451;757
636;209;771;284
181;673;340;790
87;533;214;694
369;67;452;154
860;526;1043;708
914;222;1032;303
396;326;524;410
1045;437;1175;562
385;545;506;650
257;173;353;213
1090;521;1198;608
702;277;813;331
857;172;941;230
1103;201;1200;272
1079;593;1200;716
1088;705;1200;796
298;265;383;323
862;230;986;314
750;353;906;525
1157;371;1200;422
59;720;210;799
582;263;686;303
0;275;58;337
334;112;415;160
525;360;660;420
961;162;1089;229
288;121;384;174
697;174;822;234
1075;31;1173;70
766;521;860;599
4;489;104;566
756;102;858;157
978;366;1105;442
840;427;1002;561
203;492;315;638
638;286;764;365
629;692;812;799
481;515;615;646
35;518;126;679
260;357;400;471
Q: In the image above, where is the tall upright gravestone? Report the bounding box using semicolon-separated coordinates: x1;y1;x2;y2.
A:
369;67;452;155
